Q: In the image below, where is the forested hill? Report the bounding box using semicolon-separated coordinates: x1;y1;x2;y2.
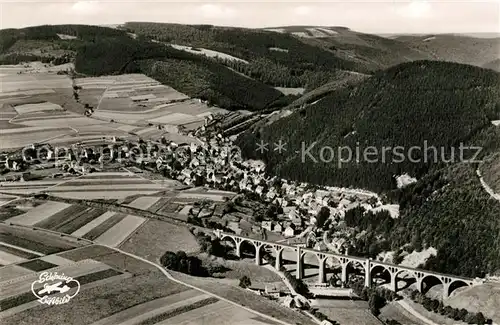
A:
237;60;500;192
350;126;500;277
0;24;286;111
123;22;369;90
395;34;500;68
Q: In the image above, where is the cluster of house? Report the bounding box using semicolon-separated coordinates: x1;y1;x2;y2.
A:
1;126;394;250
147;134;390;244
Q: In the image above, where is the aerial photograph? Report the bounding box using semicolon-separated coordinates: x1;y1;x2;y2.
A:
0;0;499;324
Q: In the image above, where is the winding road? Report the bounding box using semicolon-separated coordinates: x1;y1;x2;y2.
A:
1;222;296;325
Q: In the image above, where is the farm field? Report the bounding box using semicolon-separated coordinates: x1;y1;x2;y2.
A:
311;299;382;325
5;201;72;226
169;270;317;325
0;63;97;149
0;65;216;149
120;219;200;260
0;126;76;149
2;243;284;325
77;73;189;112
0;223;86;270
0;223;85;256
0;180;66;195
125;196;161;210
3;197;148;248
151;299;280;325
93;214;146;247
93;98;226;127
44;172;168;199
0;259;130;320
176;190;235;202
75;212;125;240
0;64;72;95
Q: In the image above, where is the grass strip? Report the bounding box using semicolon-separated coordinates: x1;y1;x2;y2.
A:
136;297;219;325
82;213;126;241
17;259;57;272
0;244;39;259
55;208;106;234
0;233;65;255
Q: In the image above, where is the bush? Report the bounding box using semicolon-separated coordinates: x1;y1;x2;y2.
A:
160;250;207;277
368;293;386;316
239;276;251;288
281;268;311;297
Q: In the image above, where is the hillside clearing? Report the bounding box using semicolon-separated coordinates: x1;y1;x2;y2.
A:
275;87;305;95
169;44;248;63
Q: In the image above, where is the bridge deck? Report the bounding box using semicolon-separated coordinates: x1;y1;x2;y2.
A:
220;232;475;283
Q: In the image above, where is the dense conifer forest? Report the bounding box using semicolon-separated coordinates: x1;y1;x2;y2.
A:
237;60;500;192
123;22;368;88
236;61;500;277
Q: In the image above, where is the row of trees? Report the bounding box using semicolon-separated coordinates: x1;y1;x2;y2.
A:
409;290;491;324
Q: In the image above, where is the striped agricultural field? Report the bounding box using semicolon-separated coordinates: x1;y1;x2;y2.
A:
53;207;107;234
0;254;85;284
0;259;109;298
0;249;27;265
82;213;128;241
0;242;43;260
0;180;65;195
176;192;229;202
0;224;84;256
45;173;166;199
0;260;127;316
6;201;71;226
0;126;76;150
155;300;279;325
71;211;116;237
94;215;146;247
32;204;88;230
146;197;172;214
89;290;211;325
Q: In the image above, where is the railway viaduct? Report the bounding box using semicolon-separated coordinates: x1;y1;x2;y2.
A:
214;231;482;299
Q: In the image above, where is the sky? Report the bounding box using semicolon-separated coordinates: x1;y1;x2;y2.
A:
0;0;499;34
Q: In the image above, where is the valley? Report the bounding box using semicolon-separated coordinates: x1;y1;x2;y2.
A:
0;17;499;325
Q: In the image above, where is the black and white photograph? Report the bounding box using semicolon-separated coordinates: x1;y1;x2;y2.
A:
0;1;499;324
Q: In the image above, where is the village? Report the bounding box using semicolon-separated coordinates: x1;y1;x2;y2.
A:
0;116;398;257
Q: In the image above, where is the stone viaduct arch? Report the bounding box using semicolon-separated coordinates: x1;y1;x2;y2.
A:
216;232;480;299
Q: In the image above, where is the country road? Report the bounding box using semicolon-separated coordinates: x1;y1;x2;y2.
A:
476;168;500;203
1;222;295;325
110;247;296;325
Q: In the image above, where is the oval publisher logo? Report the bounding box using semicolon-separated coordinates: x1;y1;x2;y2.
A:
31;271;80;305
